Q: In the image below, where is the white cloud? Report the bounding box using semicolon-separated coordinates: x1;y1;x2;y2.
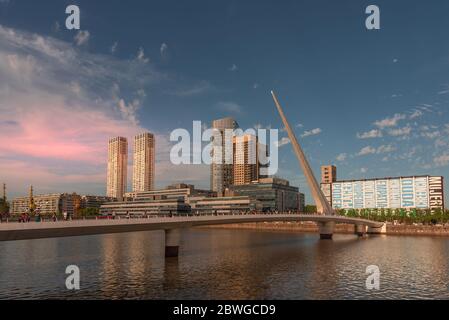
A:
388;126;411;137
111;41;118;54
336;153;347;161
357;145;395;156
137;47;149;63
275;137;290;147
438;85;449;95
357;129;382;139
360;167;368;173
357;146;376;156
409;109;423;119
421;131;440;139
301;128;321;138
253;83;259;89
229;64;238;72
373;113;406;129
434;154;449;167
74;30;90;46
160;42;168;56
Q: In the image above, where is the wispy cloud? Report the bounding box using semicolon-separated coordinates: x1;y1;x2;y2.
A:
336;153;347;161
275;137;290;147
74;30;90;46
137;47;149;63
229;64;238;72
357;129;382;139
160;42;168;56
357;144;395;156
110;41;118;54
373;113;406;129
216;101;242;114
388;125;411;137
301;128;322;138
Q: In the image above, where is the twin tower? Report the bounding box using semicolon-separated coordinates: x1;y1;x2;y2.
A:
107;133;155;200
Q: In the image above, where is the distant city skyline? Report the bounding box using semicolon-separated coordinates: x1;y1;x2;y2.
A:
0;1;448;205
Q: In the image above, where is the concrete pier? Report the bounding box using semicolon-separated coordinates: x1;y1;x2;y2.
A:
165;229;181;258
354;224;367;237
367;223;387;235
318;221;335;240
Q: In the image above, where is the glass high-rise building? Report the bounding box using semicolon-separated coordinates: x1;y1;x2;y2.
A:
107;137;128;200
133;132;155;192
210;117;239;195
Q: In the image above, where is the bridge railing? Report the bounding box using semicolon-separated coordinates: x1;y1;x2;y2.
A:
0;210;317;224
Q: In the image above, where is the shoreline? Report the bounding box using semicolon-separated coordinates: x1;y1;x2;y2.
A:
201;221;449;237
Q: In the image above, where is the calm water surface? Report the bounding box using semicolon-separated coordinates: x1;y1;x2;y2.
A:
1;228;449;299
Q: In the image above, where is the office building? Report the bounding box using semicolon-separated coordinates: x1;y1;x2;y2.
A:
211;117;239;195
230;177;305;212
133;132;155;192
320;166;444;211
107;137;128;200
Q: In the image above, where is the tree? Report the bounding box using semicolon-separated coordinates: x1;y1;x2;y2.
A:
304;205;317;214
78;207;99;217
0;199;9;216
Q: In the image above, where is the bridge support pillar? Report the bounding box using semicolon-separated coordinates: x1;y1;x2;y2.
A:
354;224;367;237
318;221;335;240
165;229;181;258
367;223;387;235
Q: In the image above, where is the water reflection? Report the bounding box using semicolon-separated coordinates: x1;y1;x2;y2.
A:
0;228;449;299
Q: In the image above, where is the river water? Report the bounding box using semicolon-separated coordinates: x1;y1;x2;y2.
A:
0;228;448;299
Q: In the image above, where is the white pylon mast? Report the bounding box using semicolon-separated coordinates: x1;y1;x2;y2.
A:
271;91;334;215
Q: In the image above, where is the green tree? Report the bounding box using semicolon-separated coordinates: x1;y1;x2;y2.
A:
78;207;99;217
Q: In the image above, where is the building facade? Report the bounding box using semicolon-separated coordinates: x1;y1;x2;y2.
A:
233;134;260;185
133;132;155;192
107;136;128;200
229;177;305;212
321;165;337;184
321;175;444;211
211;117;239;196
11;193;81;216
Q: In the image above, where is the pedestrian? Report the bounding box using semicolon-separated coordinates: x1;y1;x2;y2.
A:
63;211;68;221
52;213;57;222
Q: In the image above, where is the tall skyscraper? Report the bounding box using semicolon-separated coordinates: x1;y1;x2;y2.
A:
107;137;128;200
133;132;155;192
211;117;239;195
233;134;260;186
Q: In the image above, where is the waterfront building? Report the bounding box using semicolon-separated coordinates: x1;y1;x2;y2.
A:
80;195;115;209
101;183;260;216
132;132;155;192
11;193;81;216
211;117;239;196
229;177;305;212
320;166;444;211
107;137;128;200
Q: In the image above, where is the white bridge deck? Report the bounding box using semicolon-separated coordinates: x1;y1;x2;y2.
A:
0;214;384;241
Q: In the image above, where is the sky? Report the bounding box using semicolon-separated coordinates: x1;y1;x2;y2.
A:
0;0;448;205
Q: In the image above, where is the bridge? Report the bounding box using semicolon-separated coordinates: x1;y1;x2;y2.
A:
0;91;385;257
0;214;385;256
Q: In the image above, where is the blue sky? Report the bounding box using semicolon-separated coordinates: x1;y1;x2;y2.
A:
0;0;448;205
